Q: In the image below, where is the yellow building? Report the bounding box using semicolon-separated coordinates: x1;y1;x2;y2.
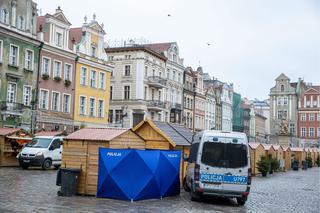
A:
70;15;113;128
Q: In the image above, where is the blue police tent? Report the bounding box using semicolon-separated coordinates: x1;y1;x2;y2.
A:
96;148;181;201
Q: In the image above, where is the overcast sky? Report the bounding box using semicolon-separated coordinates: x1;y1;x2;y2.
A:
34;0;320;100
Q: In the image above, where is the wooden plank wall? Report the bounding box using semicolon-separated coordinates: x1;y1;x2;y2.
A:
110;131;145;150
0;137;19;167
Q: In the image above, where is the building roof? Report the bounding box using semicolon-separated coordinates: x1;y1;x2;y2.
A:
168;123;194;143
65;128;128;141
153;121;191;146
37;16;46;32
144;42;173;53
249;142;262;150
105;46;167;61
70;27;83;44
0;128;21;136
35;131;64;137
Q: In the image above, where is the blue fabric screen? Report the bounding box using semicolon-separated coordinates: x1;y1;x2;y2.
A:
97;148;181;201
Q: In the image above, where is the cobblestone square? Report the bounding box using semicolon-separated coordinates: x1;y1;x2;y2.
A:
0;167;319;212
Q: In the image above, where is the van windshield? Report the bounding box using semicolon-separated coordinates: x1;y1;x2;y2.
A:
25;138;52;148
201;142;248;168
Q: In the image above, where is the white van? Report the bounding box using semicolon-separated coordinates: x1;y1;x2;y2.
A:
18;136;63;170
184;130;251;205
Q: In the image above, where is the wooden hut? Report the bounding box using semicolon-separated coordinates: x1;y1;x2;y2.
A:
62;128;145;196
291;147;304;167
0;128;32;167
273;145;285;170
282;146;292;171
248;143;265;175
261;144;276;159
133;119;192;185
35;131;66;137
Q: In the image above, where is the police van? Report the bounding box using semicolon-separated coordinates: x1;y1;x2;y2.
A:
184;130;251;205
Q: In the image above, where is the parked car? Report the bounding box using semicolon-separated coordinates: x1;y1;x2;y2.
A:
17;136;63;170
184;130;251;205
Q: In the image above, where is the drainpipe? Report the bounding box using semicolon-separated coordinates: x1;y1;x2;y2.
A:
31;41;43;134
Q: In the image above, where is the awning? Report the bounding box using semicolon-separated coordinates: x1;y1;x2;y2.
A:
6;136;33;146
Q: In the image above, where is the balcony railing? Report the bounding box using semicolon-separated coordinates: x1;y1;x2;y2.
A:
0;101;29;113
146;76;167;88
147;100;165;110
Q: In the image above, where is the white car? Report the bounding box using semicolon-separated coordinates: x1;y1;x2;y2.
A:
18;136;63;170
184;130;251;205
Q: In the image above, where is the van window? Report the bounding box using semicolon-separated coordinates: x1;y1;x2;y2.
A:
201;142;248;168
26;138;52;148
51;139;61;149
189;143;199;163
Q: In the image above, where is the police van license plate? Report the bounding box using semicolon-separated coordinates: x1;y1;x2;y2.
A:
204;183;222;189
23;160;30;163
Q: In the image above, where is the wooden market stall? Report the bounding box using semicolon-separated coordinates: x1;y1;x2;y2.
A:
273;145;285;170
133;119;192;186
0;128;33;167
35;131;66;137
291;147;304;167
261;144;276;159
248;143;265;176
282;146;292;171
62;127;145;196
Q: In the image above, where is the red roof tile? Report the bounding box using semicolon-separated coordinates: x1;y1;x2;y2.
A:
70;28;82;44
249;142;261;150
35;131;64;137
65;128;129;141
144;42;173;53
0;128;20;136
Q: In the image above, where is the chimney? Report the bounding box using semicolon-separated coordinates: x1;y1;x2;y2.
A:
56;6;62;13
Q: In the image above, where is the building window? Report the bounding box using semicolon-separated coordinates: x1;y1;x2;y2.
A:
318;128;320;138
90;70;97;87
79;96;86;115
289;123;295;135
89;98;96;117
51;92;60;111
151;89;155;100
115;110;123;123
124;65;130;76
63;94;71;113
151;112;155;120
110;86;113;100
0;40;3;62
55;32;62;47
318;113;320;121
108;110;113;123
99;72;105;89
173;54;177;62
9;44;19;66
7;83;17;103
125;55;131;60
178;73;181;83
283;97;288;105
280;85;284;92
277;97;282;105
301;114;306;121
17;16;24;30
91;45;97;57
309;127;314;138
301;127;306;137
158;113;161;121
80;67;87;85
64;64;72;81
144;66;148;77
309;113;315;121
1;9;9;24
23;86;32;106
40;90;49;109
124;86;130;100
167;69;170;79
53;61;62;77
108;56;114;61
172;70;176;81
42;57;51;75
98;100;104;118
144;86;147;100
24;50;34;70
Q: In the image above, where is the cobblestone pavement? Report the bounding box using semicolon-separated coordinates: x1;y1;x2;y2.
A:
0;167;319;213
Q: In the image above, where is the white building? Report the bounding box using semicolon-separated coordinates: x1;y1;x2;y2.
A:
221;83;233;131
253;99;271;141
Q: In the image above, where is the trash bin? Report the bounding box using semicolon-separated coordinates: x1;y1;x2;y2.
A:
302;161;308;170
57;168;81;197
292;161;299;171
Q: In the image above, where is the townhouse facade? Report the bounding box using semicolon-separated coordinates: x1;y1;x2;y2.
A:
105;45;168;128
183;67;194;130
193;67;206;131
0;0;40;130
221;82;233;131
269;73;302;144
253;99;270;141
71;15;112;128
297;85;320;147
204;85;216;130
255;112;267;143
36;7;77;132
232;92;244;132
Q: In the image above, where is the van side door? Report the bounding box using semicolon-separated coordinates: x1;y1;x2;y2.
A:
49;138;62;163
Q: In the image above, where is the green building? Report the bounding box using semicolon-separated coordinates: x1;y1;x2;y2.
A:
0;0;41;130
232;92;244;132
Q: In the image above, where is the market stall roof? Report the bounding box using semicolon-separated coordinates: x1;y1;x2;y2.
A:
0;128;21;136
272;145;282;151
168;123;193;143
261;144;274;151
35;131;64;137
291;147;304;152
249;142;262;150
281;146;291;151
65;128;129;141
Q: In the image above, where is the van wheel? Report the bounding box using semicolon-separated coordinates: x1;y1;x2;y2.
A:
183;178;190;192
237;197;246;206
54;165;60;170
21;164;29;170
190;186;201;201
42;159;52;170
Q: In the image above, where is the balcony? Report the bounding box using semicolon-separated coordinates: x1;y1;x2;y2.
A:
147;100;165;111
0;102;29;115
146;76;167;88
171;103;182;110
